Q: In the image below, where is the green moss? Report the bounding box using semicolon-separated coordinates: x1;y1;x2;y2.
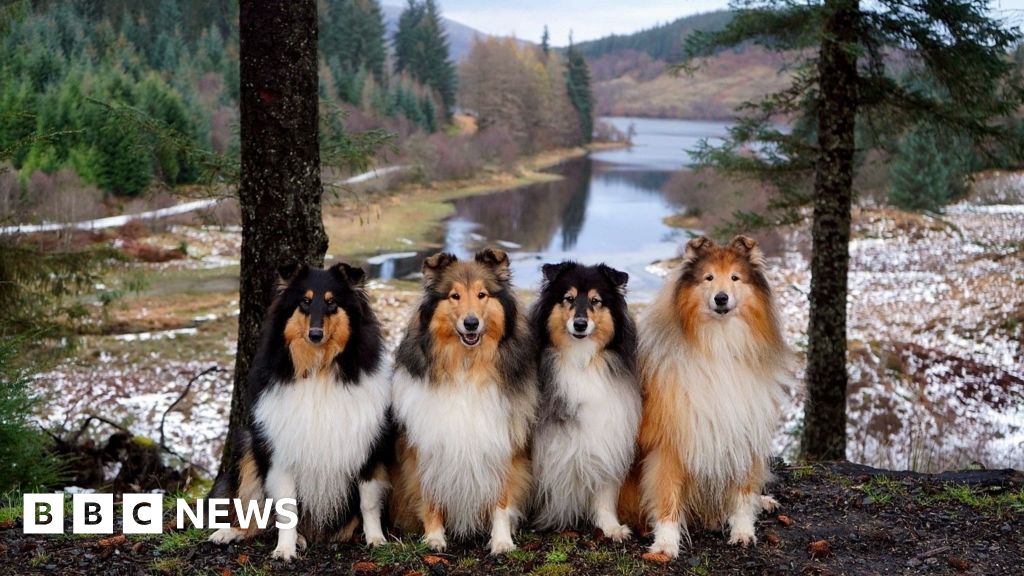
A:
506;548;537;563
856;475;907;505
157;527;208;553
368;539;429;565
615;556;647;576
545;549;569;563
928;483;1024;515
581;549;614;563
531;563;574;576
151;557;184;575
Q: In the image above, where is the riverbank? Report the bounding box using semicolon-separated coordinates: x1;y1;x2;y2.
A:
324;143;626;259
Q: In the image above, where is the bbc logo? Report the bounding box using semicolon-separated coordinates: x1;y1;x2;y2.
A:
23;494;164;535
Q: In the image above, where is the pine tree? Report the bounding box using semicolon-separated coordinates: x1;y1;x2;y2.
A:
393;0;457;118
565;40;594;144
541;25;550;57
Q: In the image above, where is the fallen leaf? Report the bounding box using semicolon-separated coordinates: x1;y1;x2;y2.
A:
131;541;145;554
765;532;781;545
237;554;249;565
0;519;14;529
777;515;794;527
641;552;671;564
557;530;580;538
221;568;233;576
422;555;449;566
98;534;127;548
808;539;831;558
947;556;971;572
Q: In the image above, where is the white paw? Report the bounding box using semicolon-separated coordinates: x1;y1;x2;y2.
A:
489;537;516;555
365;532;387;547
727;528;757;547
648;539;679;559
271;544;298;561
761;495;780;513
208;527;244;544
602;523;632;542
295;533;307;551
424;532;447;552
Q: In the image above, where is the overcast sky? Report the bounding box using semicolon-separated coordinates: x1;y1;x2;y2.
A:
423;0;1024;46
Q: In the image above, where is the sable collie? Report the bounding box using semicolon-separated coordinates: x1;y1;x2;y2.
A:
209;263;392;561
635;236;790;558
391;249;537;554
529;262;640;540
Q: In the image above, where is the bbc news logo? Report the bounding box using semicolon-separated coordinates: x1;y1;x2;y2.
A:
22;494;298;535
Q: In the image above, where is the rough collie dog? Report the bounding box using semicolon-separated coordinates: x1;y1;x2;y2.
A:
209;262;391;561
391;249;537;554
636;236;790;558
528;262;640;540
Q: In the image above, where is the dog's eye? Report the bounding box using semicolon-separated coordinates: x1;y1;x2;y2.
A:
731;274;740;282
301;297;312;306
325;299;338;311
563;295;575;304
477;291;487;299
705;274;714;282
590;298;602;307
449;292;460;301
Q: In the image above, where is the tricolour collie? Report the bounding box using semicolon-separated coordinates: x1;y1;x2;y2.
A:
634;236;790;558
209;263;391;561
391;249;537;554
528;262;640;540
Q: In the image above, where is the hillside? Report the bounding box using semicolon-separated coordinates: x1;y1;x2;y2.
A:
577;10;791;119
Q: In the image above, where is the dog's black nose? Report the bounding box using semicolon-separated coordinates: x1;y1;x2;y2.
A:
714;292;729;307
463;316;480;331
308;328;324;343
573;318;589;333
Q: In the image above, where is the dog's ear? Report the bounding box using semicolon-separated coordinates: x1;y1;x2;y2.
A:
681;236;714;266
422;252;457;288
541;262;569;283
475;248;511;283
276;262;306;294
330;262;366;286
599;264;629;296
730;235;765;268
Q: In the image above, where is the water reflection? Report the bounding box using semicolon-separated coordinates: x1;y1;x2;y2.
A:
365;118;735;300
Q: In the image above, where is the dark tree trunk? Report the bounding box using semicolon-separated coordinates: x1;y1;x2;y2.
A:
213;0;327;488
801;0;859;461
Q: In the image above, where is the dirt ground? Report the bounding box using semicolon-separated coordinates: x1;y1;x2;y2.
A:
1;462;1021;576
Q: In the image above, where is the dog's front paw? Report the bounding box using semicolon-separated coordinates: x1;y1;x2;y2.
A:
423;531;447;552
601;523;632;543
365;533;387;547
727;528;757;547
208;527;244;544
271;544;298;562
489;537;516;555
760;495;780;513
648;539;679;559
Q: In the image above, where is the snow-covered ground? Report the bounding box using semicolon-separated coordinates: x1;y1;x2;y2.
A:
30;184;1024;475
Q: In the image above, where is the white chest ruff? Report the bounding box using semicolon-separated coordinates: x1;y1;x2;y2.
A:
392;368;514;536
532;346;641;527
667;334;786;490
253;369;390;524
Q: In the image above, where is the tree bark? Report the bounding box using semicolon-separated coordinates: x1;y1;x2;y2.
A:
801;0;858;461
213;0;327;487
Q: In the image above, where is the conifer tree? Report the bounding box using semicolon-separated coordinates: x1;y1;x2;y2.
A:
393;0;457;118
565;39;594;144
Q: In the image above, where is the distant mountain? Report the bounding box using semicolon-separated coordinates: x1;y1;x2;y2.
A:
576;10;790;120
382;4;498;61
575;10;733;62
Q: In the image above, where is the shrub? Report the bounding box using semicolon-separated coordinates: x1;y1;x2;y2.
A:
889;126;970;212
0;336;62;492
